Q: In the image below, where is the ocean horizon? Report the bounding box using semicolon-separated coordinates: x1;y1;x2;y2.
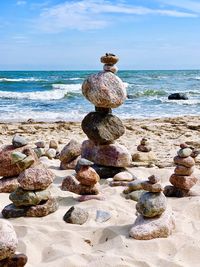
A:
1;69;200;122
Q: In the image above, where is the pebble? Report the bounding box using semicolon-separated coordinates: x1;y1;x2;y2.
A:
35;141;45;148
113;171;134;182
95;210;111;222
12;134;28;148
177;147;192;158
148;175;160;184
63;206;89;225
11;151;26;163
141;181;163;193
45;148;57;159
49;140;58;149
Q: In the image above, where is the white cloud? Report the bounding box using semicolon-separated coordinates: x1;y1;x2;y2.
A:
35;0;197;32
159;0;200;13
16;1;27;6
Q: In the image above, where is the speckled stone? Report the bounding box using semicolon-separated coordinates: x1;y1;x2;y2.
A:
63;206;89;225
174;165;194;176
0;177;19;193
173;156;195;167
170;174;197;190
76;166;100;186
82;72;126;108
0;220;18;260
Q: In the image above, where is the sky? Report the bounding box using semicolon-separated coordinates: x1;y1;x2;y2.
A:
0;0;200;70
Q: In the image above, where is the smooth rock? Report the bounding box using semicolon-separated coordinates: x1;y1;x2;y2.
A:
78;195;105;202
11;152;26;163
81;140;131;167
0;253;28;267
170;174;197;190
63;206;89;225
137;145;151;152
0;177;19;193
168;93;188;100
180;143;189;149
16;155;35;171
0;220;18;260
136;192;167;218
61;175;99;195
100;53;119;64
140;138;149;145
174;155;195;167
34;147;45;158
77;158;94;167
81;112;125;144
60;156;80;170
12;134;28;148
60;139;81;163
124;180;142;193
148;175;160;184
141;181;163;193
45;148;56;159
9;187;50;207
0;145;38;178
82;71;126;108
18;165;54;190
2;198;58;218
49;140;58;149
103;64;118;73
113;171;134;182
95;210;111;222
76;166;100;186
174;165;194;176
132;151;156;163
129;209;175;240
35;141;45;148
126;190;145;202
163;185;189;198
178;147;192;158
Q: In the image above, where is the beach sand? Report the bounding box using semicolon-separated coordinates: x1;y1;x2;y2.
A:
1;115;200;267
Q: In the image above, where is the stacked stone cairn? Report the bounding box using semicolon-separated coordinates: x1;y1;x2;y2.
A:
0;134;38;193
164;143;198;197
0;219;27;266
61;158;100;198
129;175;175;240
80;53;131;178
132;137;156;165
1;137;58;219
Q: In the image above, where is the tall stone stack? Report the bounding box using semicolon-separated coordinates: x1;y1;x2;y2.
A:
164;143;198;197
2;141;58;218
81;53;131;177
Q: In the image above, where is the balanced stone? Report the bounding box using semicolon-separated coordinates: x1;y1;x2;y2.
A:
123;180;143;193
63;206;89;225
81;140;131;167
12;134;28;148
173;155;195;167
60;156;80;170
77;158;94;167
100;53;119;64
82;72;126;108
0;220;18;260
141;181;163;193
177;147;192;158
163;185;189;198
81;112;125;144
174;165;194;176
0;145;38;178
136;192;167;218
113;171;134;182
9;187;50;207
49;140;58;149
0;177;19;193
2;198;58;218
103;64;118;73
60;139;81;163
126;190;145;202
148;175;160;184
170;174;197;190
11;152;26;163
76;166;100;186
137;144;151;152
129;209;175;240
15;155;35;171
18;165;55;190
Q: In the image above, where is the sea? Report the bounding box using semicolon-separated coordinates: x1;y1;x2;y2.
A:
0;70;200;122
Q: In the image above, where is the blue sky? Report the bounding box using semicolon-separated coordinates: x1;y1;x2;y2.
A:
0;0;200;70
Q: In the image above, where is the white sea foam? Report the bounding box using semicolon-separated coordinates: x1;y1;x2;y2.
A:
0;84;82;100
0;77;43;82
68;77;83;80
161;99;200;105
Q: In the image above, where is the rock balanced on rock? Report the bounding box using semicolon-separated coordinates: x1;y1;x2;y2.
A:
1;135;58;218
0;219;27;266
81;53;131;177
132;137;156;164
129;175;175;240
164;143;198;197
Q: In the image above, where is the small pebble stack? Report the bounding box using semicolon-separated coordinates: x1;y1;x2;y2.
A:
34;139;59;159
132;137;156;164
61;158;100;196
0;219;27;266
129;175;175;240
80;53;131;178
164;143;198;197
1;136;58;219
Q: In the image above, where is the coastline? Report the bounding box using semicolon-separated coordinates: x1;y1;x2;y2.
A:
1;115;200;266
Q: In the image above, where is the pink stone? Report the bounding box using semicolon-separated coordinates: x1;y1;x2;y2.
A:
174;165;194;176
81;140;131;167
174;155;195;167
76;166;100;186
170;174;197;190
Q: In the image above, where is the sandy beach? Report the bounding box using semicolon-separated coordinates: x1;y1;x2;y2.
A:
1;115;200;267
